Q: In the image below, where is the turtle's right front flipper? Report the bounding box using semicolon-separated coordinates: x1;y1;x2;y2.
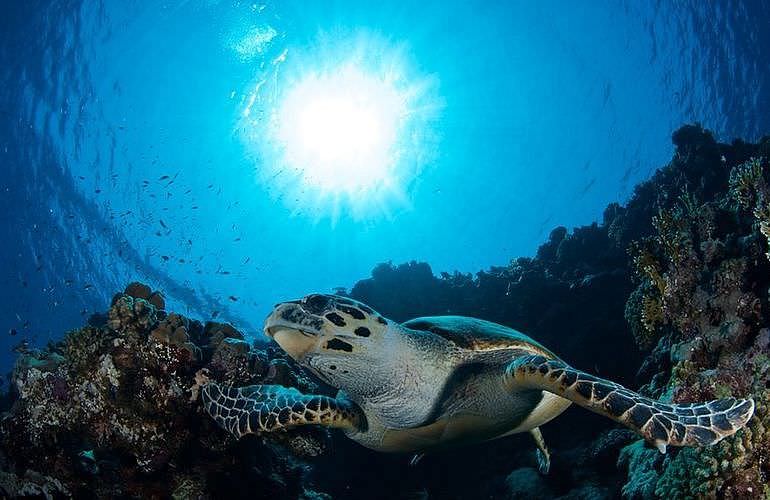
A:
505;355;754;453
202;382;365;438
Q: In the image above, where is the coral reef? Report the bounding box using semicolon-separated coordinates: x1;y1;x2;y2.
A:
616;130;770;498
2;126;768;499
343;125;770;498
1;283;330;499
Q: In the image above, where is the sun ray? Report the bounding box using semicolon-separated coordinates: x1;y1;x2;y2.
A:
239;30;442;221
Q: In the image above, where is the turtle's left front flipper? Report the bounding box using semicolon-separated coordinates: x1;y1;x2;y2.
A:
505;355;755;453
202;382;365;438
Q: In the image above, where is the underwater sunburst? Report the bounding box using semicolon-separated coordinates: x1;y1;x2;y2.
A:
239;30;442;220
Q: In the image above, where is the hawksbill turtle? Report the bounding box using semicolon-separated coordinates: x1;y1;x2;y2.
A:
202;294;754;472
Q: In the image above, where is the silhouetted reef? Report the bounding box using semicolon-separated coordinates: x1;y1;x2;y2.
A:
2;125;769;498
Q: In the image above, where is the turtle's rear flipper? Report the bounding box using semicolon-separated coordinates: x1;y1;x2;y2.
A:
505;355;755;453
530;427;550;475
202;382;365;438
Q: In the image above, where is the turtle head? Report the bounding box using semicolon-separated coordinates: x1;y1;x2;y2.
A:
265;294;394;391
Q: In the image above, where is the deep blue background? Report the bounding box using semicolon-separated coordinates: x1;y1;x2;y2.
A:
1;0;769;372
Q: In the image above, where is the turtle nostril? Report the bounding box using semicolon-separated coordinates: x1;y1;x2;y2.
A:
303;294;331;314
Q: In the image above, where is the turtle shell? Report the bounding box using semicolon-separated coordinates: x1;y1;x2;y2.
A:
402;316;557;357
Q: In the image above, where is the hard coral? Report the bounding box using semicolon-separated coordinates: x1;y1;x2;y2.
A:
620;128;770;498
0;284;331;498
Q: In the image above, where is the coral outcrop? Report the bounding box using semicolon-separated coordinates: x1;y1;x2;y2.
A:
1;283;329;499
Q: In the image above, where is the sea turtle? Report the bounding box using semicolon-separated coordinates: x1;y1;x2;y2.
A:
202;294;754;472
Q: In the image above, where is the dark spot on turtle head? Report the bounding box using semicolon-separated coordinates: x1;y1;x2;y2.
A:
377;317;388;325
325;312;346;327
281;307;303;323
354;326;371;337
326;338;353;352
303;294;332;314
338;305;366;320
329;365;337;370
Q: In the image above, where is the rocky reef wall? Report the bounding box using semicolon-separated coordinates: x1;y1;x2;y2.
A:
344;125;770;498
1;125;769;499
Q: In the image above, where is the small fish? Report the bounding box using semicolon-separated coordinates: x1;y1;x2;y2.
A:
84;284;94;290
8;328;17;336
161;255;170;262
229;296;238;302
159;175;170;181
159;220;168;229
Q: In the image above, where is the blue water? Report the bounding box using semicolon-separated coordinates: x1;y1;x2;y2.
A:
1;0;769;372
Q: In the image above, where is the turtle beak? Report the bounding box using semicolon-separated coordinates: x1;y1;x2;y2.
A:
264;302;324;361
